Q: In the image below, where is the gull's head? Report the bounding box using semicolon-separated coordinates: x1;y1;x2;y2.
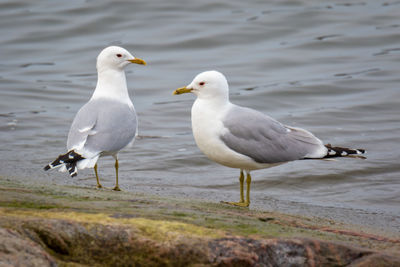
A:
173;70;229;100
96;46;146;72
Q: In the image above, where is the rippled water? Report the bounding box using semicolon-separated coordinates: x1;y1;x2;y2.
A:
1;0;399;232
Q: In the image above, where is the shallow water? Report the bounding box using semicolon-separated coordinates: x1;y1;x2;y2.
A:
1;0;399;232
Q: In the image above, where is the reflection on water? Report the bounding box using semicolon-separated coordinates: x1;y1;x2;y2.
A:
0;0;399;232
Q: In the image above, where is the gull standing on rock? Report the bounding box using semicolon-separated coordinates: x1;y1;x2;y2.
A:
44;46;146;191
173;70;365;207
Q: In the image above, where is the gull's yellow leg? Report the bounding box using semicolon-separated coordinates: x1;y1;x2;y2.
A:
245;172;251;205
222;170;249;207
112;159;121;191
94;164;102;189
239;170;245;203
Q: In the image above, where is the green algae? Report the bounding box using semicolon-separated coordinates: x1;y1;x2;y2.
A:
0;201;62;210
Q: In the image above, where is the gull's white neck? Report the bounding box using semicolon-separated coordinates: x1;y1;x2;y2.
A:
195;91;230;110
91;68;133;106
192;94;232;122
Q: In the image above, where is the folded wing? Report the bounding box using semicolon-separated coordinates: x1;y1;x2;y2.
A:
220;106;326;164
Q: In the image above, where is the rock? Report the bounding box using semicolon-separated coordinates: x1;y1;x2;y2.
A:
0;227;56;267
208;237;400;266
1;216;399;267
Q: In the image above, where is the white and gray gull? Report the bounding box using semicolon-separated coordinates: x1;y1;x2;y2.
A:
44;46;146;191
173;70;365;207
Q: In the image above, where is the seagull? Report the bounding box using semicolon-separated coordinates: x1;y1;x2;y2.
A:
44;46;146;191
173;70;365;207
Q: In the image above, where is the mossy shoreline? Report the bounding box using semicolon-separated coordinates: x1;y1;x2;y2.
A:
0;177;399;266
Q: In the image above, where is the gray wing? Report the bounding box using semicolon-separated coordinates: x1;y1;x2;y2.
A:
67;99;137;154
220;105;324;164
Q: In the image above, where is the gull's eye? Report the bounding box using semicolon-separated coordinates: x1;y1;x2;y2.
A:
116;54;122;58
199;82;205;86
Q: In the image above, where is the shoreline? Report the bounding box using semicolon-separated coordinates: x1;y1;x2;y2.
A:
0;176;399;265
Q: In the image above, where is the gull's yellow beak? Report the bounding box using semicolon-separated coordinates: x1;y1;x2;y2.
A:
128;58;147;65
173;86;192;95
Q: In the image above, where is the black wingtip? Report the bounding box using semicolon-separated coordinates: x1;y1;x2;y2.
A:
324;144;366;159
44;150;85;174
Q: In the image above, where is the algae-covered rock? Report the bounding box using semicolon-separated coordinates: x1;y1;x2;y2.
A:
1;216;400;266
0;180;399;266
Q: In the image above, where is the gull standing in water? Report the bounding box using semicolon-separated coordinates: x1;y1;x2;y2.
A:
45;46;146;190
173;70;365;207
